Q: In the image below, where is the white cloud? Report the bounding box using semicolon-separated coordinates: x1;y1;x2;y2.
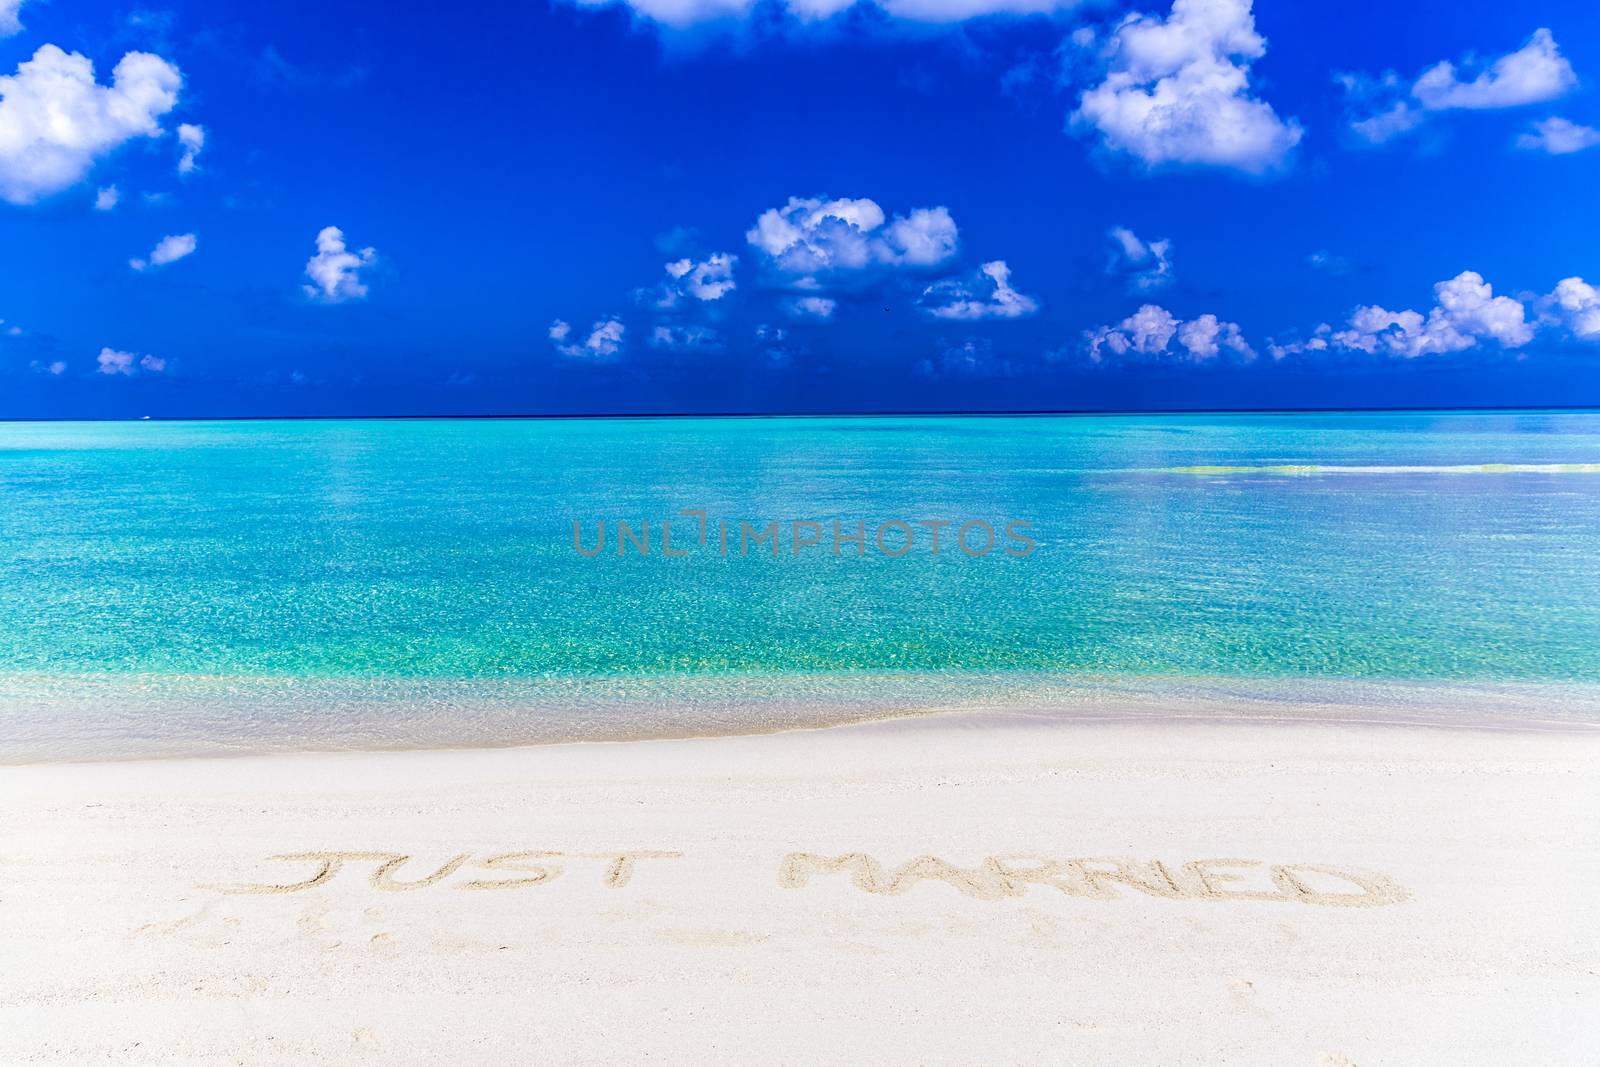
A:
96;347;164;376
1070;0;1302;174
0;45;182;205
1107;225;1173;291
1328;271;1532;357
688;259;736;303
551;317;626;359
94;185;119;211
1267;324;1331;360
1271;273;1595;357
129;232;196;271
748;195;966;321
648;252;738;307
176;122;205;174
1412;29;1575;111
880;207;961;266
1516;117;1600;155
746;196;958;280
97;348;134;375
1545;277;1600;341
31;359;67;375
1177;312;1254;359
784;295;837;320
1085;303;1178;359
920;260;1039;320
1;0;26;37
1343;29;1577;145
556;0;1081;29
303;226;376;302
649;323;723;351
1084;303;1251;362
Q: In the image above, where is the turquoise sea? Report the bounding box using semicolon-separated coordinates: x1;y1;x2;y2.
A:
5;411;1600;760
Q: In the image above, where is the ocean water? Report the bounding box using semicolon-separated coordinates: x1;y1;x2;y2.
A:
4;411;1600;760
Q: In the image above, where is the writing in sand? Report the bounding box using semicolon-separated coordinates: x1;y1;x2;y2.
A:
207;850;1408;907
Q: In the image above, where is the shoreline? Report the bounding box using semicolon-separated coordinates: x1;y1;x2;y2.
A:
5;701;1600;771
7;671;1600;766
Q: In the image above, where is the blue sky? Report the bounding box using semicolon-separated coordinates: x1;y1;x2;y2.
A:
1;0;1598;417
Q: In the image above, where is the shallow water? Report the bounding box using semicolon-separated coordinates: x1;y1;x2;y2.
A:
4;412;1600;759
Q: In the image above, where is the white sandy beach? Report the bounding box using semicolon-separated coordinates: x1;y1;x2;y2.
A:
2;713;1597;1065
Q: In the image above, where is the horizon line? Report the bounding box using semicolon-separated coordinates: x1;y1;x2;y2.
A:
3;404;1600;423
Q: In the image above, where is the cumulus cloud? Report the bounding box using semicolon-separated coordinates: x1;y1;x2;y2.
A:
97;348;135;375
920;260;1039;320
1413;29;1575;111
31;359;67;375
1;0;26;37
1272;272;1558;359
1177;313;1254;359
1516;117;1600;155
96;347;165;376
0;45;182;205
129;232;196;271
679;252;736;300
1544;277;1600;341
550;317;626;359
644;252;738;308
303;226;376;302
94;185;119;211
746;196;958;281
1327;271;1532;357
555;0;1082;29
1085;304;1177;359
1267;324;1331;360
1342;29;1577;145
176;122;205;174
1271;272;1533;360
747;195;966;320
1070;0;1302;175
1084;303;1251;362
1107;225;1173;291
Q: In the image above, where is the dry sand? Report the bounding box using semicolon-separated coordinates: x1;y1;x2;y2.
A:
2;713;1597;1065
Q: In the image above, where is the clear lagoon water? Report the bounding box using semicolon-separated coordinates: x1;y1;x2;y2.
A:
4;412;1600;759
